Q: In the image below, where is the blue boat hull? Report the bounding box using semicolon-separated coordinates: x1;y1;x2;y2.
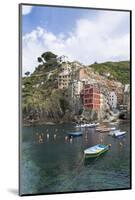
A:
67;131;83;137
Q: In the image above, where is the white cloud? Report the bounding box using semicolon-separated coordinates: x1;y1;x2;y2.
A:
22;11;130;74
22;5;33;15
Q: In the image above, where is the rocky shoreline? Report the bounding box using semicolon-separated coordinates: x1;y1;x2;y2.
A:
22;109;127;127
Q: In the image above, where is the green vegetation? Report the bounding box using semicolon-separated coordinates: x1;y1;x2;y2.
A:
22;52;69;124
41;51;57;62
90;61;130;84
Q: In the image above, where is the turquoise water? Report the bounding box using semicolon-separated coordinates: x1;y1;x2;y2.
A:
20;122;131;195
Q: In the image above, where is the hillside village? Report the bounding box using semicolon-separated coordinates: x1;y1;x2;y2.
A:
22;52;130;125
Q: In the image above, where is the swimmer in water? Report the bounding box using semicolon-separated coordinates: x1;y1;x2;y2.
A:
38;135;43;143
69;136;73;143
65;136;68;141
54;134;57;139
47;133;49;139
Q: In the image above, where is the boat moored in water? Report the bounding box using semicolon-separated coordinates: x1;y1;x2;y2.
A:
84;144;109;158
96;127;116;133
109;130;126;138
67;131;83;137
108;130;120;136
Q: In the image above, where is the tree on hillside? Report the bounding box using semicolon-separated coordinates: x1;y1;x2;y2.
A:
37;57;44;65
41;51;57;63
25;71;30;76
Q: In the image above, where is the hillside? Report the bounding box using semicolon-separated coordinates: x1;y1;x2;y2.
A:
89;61;130;84
22;56;71;125
22;52;130;125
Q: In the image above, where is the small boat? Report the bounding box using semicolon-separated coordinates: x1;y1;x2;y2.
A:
96;127;116;133
99;128;111;132
76;123;99;128
84;144;109;158
96;125;107;131
108;130;119;136
108;130;126;137
67;131;83;137
113;131;126;138
110;127;116;131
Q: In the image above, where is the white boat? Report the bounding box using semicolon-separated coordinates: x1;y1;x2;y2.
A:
76;123;99;128
113;131;126;138
110;127;116;131
108;130;126;137
108;130;120;136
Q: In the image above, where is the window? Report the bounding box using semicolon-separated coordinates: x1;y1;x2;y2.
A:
85;99;87;104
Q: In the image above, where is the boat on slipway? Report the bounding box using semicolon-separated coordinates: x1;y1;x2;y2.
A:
76;123;99;128
84;144;110;158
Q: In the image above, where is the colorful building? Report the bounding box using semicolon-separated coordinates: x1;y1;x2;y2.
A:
100;93;106;109
83;84;100;110
69;80;83;96
58;69;72;89
68;80;83;114
108;91;117;109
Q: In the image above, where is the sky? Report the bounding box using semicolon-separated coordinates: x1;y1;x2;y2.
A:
22;5;130;75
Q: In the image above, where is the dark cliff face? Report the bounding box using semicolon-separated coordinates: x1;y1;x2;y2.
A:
22;85;71;125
